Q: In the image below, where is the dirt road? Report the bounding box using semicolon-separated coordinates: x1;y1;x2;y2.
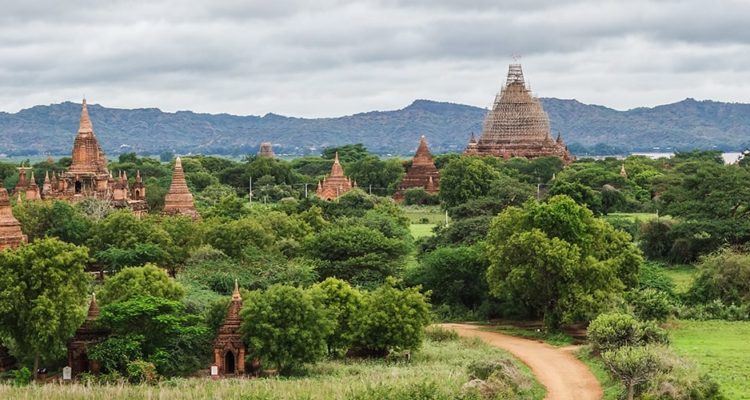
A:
442;323;603;400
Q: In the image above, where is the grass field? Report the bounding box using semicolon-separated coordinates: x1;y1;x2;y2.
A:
402;205;446;225
0;337;544;400
605;212;672;222
670;320;750;399
409;224;436;239
663;264;698;293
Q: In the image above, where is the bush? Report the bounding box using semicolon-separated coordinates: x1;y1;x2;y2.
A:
640;349;724;400
602;345;667;400
424;326;459;342
640;220;673;260
674;300;750;321
88;335;144;374
628;288;673;322
688;248;750;305
403;188;440;206
638;262;677;297
126;360;158;384
309;278;364;355
12;367;31;386
464;359;533;399
588;313;668;353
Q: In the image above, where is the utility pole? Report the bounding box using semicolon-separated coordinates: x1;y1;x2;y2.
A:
304;183;308;198
369;184;372;195
249;177;253;204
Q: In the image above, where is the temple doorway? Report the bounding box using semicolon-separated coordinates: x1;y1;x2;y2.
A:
75;181;82;193
224;351;235;374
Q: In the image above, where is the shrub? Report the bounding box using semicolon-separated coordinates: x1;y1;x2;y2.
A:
126;360;158;384
628;288;673;322
309;278;364;355
602;345;667;400
464;359;533;399
638;262;676;297
688;248;750;305
12;367;31;386
403;188;440;206
88;335;144;374
587;313;668;353
639;349;724;400
640;220;673;260
674;300;750;321
424;326;459;342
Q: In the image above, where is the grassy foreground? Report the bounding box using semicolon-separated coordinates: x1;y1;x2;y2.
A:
670;320;750;399
0;337;544;400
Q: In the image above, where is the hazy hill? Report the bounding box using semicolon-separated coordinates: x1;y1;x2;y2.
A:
1;98;748;157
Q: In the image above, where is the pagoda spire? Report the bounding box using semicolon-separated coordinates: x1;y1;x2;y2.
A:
87;293;100;320
162;157;199;219
0;182;27;250
79;98;93;134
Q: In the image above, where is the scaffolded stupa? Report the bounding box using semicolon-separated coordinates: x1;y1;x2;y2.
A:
162;157;199;219
258;142;275;158
316;152;354;200
0;184;27;251
393;135;440;201
465;64;573;163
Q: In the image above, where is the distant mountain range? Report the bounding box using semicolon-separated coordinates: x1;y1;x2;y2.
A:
1;98;749;157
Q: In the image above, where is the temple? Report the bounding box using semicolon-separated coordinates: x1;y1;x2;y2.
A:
0;183;27;251
465;64;573;164
162;157;199;219
258;142;275;158
213;280;246;376
67;293;109;377
27;99;149;214
316;152;355;200
393;135;440;202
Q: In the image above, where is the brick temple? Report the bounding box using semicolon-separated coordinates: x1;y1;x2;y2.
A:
213;281;246;376
258;142;275;158
465;64;573;164
393;135;440;201
162;157;199;219
67;293;108;377
0;184;27;251
316;152;355;200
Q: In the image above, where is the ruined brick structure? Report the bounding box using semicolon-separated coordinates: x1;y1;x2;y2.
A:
465;64;573;164
67;294;108;377
213;281;246;376
393;135;440;202
258;142;275;158
316;152;355;200
0;184;27;251
162;157;199;219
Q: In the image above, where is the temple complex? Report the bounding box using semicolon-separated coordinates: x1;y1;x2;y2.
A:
0;184;27;251
393;135;440;202
162;157;199;219
28;99;149;214
465;64;573;164
213;280;246;376
67;293;108;377
258;142;275;158
316;152;355;200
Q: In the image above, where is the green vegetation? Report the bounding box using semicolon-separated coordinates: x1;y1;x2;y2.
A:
0;337;544;400
480;325;574;347
671;320;750;399
409;224;435;239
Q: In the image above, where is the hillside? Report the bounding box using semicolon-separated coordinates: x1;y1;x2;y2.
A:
1;98;748;157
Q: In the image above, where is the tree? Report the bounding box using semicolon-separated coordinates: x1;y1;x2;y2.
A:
346;157;404;196
309;278;363;355
485;196;642;329
87;210;173;270
0;238;90;378
688;248;750;305
439;157;502;208
239;285;332;374
98;264;185;306
321;144;372;163
602;345;665;400
352;278;431;355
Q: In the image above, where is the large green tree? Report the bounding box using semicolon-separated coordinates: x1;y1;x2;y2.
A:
0;238;90;378
485;195;642;329
439;156;503;208
98;264;185;306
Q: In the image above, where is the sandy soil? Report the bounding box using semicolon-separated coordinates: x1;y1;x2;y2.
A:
441;323;603;400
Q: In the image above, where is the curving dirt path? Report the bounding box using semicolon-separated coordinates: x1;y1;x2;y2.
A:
441;323;602;400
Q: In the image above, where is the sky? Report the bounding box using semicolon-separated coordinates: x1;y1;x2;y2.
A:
1;0;749;117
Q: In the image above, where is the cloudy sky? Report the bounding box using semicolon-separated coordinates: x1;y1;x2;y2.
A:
1;0;748;117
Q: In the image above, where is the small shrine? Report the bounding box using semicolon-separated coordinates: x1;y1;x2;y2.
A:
162;157;199;219
316;152;355;200
213;280;246;376
393;135;440;201
67;293;109;377
0;184;27;251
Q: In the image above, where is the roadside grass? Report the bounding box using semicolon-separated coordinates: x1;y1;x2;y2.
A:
0;337;545;400
662;264;697;294
575;347;622;400
479;325;575;347
669;320;750;399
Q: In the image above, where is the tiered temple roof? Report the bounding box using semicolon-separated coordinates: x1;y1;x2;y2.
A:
67;293;109;377
68;99;109;176
162;157;199;219
465;64;573;163
213;280;246;375
258;142;275;158
394;135;440;201
316;152;354;200
0;184;27;251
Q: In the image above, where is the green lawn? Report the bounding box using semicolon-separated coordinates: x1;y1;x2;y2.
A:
663;264;698;294
605;212;673;223
409;224;436;239
0;337;544;400
670;320;750;399
402;205;446;225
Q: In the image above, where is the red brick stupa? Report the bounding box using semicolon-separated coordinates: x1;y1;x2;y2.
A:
0;183;27;251
316;152;354;200
393;135;440;202
213;280;246;376
162;157;199;219
465;64;573;164
67;293;109;377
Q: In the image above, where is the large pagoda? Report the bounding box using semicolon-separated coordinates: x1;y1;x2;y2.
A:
213;281;246;376
0;184;27;251
316;152;354;200
162;157;199;219
393;135;440;201
465;64;573;163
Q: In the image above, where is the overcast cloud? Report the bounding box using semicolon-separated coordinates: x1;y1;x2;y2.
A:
1;0;748;117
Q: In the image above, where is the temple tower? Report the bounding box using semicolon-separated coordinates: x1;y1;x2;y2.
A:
0;184;27;251
67;293;109;377
394;135;440;201
465;64;573;163
162;157;199;219
13;164;30;195
316;152;354;200
25;172;41;201
258;142;275;158
213;280;246;376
